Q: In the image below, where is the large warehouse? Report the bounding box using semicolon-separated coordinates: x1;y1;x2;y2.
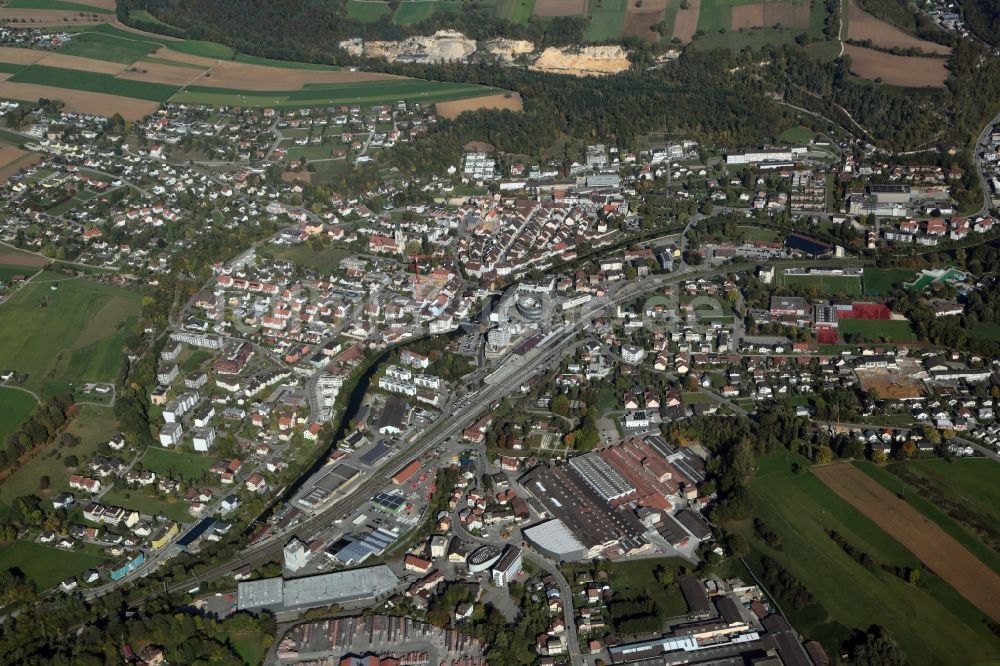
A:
522;519;589;561
237;565;399;612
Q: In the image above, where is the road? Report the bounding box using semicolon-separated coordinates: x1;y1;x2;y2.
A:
972;111;1000;218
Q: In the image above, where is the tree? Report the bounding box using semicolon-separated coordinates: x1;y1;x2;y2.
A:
815;445;833;465
871;450;888;464
850;626;906;666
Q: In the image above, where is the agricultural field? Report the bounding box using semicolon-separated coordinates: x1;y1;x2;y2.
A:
0;272;140;398
814;462;1000;623
843;44;949;87
862;267;914;295
0;540;106;591
346;0;393;21
4;0;112;12
394;0;437;24
734;453;1000;663
690;0;830;50
856;461;1000;577
0;24;516;118
780;271;862;295
838;318;915;341
845;0;950;55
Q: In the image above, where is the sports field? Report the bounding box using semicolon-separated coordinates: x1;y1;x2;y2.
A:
781;272;862;296
838;318;915;341
0;272;140;397
735;453;1000;663
862;267;913;295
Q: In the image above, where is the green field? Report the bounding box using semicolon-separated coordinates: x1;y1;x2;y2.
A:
0;540;106;591
265;243;353;274
394;0;436;24
346;0;393;21
0;272;140;397
969;322;1000;342
101;488;192;523
495;0;536;22
233;54;340;71
0;388;36;444
0;405;118;508
781;272;862;296
0;262;40;283
608;557;689;620
863;267;914;295
9;65;178;102
58;31;156;64
5;0;112;13
285;143;341;161
838;318;916;341
140;447;215;482
170;79;506;109
584;0;627;40
735;453;1000;664
856;461;1000;577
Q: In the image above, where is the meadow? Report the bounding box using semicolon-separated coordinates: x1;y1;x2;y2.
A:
0;272;140;397
734;453;1000;664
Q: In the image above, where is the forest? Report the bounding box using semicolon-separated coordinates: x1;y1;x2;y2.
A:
959;0;1000;45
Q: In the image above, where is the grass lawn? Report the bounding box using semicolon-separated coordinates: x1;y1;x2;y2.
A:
734;452;1000;664
5;0;112;13
394;0;436;24
736;225;780;242
265;243;352;274
682;391;717;405
140;447;215;483
229;631;269;666
863;267;914;296
0;388;36;443
969;322;1000;342
100;487;193;523
181;349;213;373
856;461;1000;577
838;318;916;342
0;540;106;591
0;405;118;507
781;272;862;296
608;557;689;620
346;0;393;21
0;273;139;397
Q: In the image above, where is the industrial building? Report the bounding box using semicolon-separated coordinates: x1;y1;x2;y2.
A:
567;452;635;504
521;519;589;561
237;565;399;612
296;463;360;510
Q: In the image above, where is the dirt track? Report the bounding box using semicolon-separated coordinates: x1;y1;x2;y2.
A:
814;463;1000;623
435;92;523;119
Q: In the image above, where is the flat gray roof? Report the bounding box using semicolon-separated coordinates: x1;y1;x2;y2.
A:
568;452;634;502
238;565;399;611
522;519;587;558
